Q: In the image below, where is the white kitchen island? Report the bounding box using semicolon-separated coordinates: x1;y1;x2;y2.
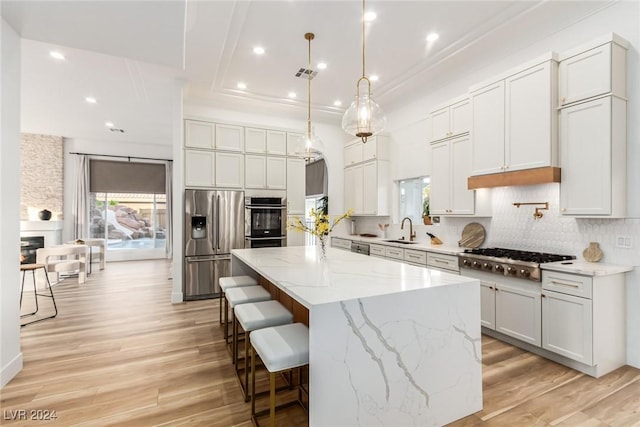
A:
231;246;482;426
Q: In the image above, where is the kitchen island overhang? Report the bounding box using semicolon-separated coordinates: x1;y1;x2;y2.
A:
231;246;482;426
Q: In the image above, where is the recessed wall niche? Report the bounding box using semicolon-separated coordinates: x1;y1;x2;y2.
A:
20;133;64;220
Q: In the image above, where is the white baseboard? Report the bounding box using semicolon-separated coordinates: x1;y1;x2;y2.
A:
171;291;183;304
0;352;23;389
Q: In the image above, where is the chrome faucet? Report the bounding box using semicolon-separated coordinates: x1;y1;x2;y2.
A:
400;217;416;242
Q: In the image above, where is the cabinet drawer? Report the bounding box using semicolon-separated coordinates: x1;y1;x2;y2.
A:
427;253;459;272
331;237;351;250
385;247;404;260
370;244;386;257
542;271;592;299
404;249;427;266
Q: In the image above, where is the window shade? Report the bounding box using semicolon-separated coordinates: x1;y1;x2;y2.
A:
90;160;165;193
305;158;327;197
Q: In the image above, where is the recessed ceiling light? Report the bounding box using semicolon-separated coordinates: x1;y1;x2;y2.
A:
426;33;439;42
364;11;377;22
288;92;297;98
370;75;379;82
237;82;247;89
253;46;265;55
317;62;327;70
85;97;97;104
105;121;114;127
333;100;342;107
49;51;65;60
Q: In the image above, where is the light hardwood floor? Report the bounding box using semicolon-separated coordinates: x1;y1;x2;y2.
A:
2;260;639;426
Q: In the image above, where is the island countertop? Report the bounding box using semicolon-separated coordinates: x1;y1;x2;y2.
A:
231;246;476;308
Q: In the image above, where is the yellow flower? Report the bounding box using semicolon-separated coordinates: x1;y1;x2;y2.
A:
287;208;353;237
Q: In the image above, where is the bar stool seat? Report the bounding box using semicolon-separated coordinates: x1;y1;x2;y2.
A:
225;285;271;361
219;275;258;331
250;323;309;427
235;300;293;401
20;263;58;326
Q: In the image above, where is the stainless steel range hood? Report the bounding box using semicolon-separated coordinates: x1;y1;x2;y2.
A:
467;166;561;190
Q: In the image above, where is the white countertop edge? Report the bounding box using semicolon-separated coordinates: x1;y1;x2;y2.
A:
541;260;634;276
332;234;464;255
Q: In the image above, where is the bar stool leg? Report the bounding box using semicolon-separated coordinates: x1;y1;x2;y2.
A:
44;267;58;319
251;345;257;417
270;372;276;427
244;330;250;402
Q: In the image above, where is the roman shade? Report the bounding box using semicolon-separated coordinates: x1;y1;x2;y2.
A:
305;158;327;197
90;160;165;194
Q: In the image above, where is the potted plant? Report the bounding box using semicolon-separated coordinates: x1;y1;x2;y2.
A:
422;198;432;225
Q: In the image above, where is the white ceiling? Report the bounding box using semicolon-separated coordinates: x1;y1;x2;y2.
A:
1;0;613;146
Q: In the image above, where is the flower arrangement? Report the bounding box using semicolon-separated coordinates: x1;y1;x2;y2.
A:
288;208;353;257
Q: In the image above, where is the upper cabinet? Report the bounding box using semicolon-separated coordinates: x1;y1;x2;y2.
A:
558;35;628;107
344;160;389;216
286;132;305;157
184;150;243;189
215;124;244;151
185;120;215;149
343;135;389;167
470;56;558;176
266;131;287;156
430;135;474;215
245;128;287;155
429;97;470;142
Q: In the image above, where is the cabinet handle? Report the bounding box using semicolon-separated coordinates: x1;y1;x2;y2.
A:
561;96;566;103
434;259;448;264
542;294;546;298
489;286;494;290
562;208;567;212
550;280;579;288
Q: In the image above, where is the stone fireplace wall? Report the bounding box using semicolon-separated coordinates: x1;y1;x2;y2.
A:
20;133;64;220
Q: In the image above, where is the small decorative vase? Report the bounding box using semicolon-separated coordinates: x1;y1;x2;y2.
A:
583;242;603;262
317;234;328;260
38;209;52;221
423;216;432;225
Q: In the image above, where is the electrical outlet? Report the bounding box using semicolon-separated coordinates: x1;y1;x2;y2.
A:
616;236;633;249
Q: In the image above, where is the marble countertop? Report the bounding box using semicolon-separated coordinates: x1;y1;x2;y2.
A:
231;246;478;308
541;260;634;276
332;233;464;255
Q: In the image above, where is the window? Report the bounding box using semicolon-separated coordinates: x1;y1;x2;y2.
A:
398;176;430;222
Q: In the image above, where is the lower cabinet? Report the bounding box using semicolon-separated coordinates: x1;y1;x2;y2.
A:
331;237;351;250
480;282;496;329
370;244;386;258
495;282;541;347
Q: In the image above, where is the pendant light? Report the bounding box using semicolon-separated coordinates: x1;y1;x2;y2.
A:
341;0;386;143
302;32;323;163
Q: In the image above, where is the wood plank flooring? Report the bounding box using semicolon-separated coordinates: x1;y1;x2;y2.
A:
2;259;639;426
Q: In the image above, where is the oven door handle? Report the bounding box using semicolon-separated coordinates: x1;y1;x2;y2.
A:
245;236;286;241
245;205;287;209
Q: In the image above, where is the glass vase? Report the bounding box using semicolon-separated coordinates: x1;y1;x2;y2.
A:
317;234;328;260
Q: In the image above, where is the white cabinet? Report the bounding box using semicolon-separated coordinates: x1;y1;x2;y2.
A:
286;215;306;246
558;37;627;106
430;135;474;215
215;124;244;151
185;149;216;187
495;281;542;347
286;158;305;215
286;132;305;157
185;120;215;149
245;128;267;153
541;269;626;377
404;249;427;267
344;142;362;167
267;131;287;155
426;253;459;273
480;281;496;329
344;160;389;216
215;152;244;188
384;247;404;261
559;96;626;217
369;244;386;258
429;98;470;142
331;237;351;250
343;135;389;167
245;155;286;190
471;58;557;175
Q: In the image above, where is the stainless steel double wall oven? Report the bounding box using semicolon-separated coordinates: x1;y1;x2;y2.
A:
244;196;287;248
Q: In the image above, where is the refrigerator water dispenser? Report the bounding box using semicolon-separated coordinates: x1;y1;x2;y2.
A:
191;216;207;239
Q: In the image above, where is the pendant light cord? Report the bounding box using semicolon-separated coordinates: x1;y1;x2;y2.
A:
362;0;366;78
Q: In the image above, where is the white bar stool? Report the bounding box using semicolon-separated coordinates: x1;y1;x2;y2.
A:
219;275;258;338
250;323;309;427
225;285;271;362
234;300;293;401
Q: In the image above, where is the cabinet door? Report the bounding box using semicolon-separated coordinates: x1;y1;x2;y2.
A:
266;156;286;190
542;290;593;365
430;107;450;142
286;133;305;157
362;161;378;215
185;150;215;187
495;282;541;347
266;130;287;155
344;165;363;214
480;281;496;330
344;142;363;166
559;97;611;215
450;99;471;137
471;81;505;175
286;158;306;215
286;215;306;246
185;121;215;149
362;138;379;162
450;135;474;214
430;141;450;215
215;152;244;188
559;43;611;106
215;124;244;151
245;155;266;188
506;61;555;171
245;128;267;153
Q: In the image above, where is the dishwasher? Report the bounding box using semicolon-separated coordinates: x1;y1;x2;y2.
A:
350;241;370;256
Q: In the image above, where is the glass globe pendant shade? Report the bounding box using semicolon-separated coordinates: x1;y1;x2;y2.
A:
341;79;386;143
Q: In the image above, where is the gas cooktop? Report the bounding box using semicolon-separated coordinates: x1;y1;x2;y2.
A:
458;247;576;281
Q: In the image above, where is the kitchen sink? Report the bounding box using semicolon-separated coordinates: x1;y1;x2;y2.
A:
383;239;418;245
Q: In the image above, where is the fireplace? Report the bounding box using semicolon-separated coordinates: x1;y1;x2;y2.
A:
21;236;44;264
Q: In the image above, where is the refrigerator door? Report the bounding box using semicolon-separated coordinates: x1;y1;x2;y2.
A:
215;190;245;254
184;255;229;300
185;189;215;257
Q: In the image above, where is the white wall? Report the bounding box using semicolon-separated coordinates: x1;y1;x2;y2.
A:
381;1;640;367
1;18;23;388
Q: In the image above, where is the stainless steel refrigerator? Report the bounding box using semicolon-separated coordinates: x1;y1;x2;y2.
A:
184;189;245;300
